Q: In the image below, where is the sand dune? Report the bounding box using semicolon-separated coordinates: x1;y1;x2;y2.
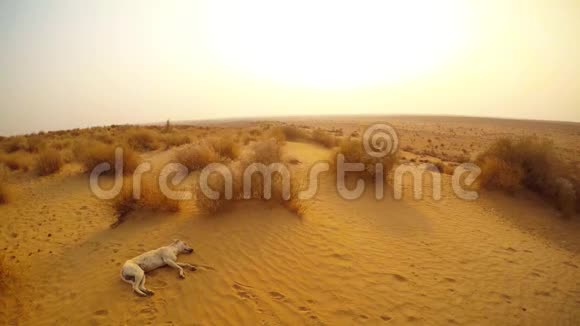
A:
1;119;579;325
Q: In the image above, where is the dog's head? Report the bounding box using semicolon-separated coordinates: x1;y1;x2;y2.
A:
172;239;194;254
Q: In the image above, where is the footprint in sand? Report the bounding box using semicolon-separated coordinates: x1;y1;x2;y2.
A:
269;291;286;301
151;280;169;289
391;274;408;282
534;290;551;297
94;309;108;316
232;284;257;301
380;315;392;321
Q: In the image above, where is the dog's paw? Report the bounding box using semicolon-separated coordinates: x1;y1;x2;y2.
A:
145;289;155;295
179;271;185;279
189;266;197;271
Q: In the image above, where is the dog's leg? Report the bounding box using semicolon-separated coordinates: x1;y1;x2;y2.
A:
139;274;155;295
132;269;149;296
165;259;186;278
177;262;197;271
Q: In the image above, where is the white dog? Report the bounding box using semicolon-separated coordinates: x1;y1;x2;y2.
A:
120;239;196;296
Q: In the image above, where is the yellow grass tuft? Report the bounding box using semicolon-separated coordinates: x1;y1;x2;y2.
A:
311;128;337;148
276;125;310;141
0;152;33;172
264;126;287;143
194;139;303;216
476;136;577;216
92;132;114;145
194;171;229;215
26;135;46;153
36;149;63;176
330;137;397;181
112;175;180;226
2;136;29;153
163;132;191;148
74;141;140;175
125;128;160;152
246;138;283;165
175;142;221;171
208;136;240;160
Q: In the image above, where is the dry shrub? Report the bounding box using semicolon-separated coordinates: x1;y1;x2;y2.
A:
208;137;240;160
194;160;301;216
555;178;576;217
26;135;46;153
312;128;336;148
265;126;287;143
476;136;577;216
245;138;282;165
74;141;140;175
240;134;253;145
175;142;220;171
249;128;262;136
275;178;306;217
477;156;523;192
279;125;310;141
163;133;190;148
2;136;28;153
51;139;71;150
194;139;299;216
93;132;114;145
112;175;180;226
330;137;397;181
0;152;33;172
126;128;160;152
36;149;63;176
194;171;229;215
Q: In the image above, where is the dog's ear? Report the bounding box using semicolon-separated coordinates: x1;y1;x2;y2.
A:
172;239;180;245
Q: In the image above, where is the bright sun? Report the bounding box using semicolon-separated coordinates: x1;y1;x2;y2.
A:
202;0;473;89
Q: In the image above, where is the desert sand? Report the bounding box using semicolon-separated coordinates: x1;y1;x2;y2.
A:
1;116;579;325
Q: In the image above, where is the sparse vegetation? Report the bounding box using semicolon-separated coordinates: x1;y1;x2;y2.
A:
330;137;397;181
175;142;221;171
194;171;229;215
279;125;310;141
0;152;34;172
163;132;190;148
36;149;63;176
476;136;577;216
311;128;336;148
92;131;114;145
26;135;46;153
246;138;282;165
194;138;300;216
125;128;160;152
2;136;28;153
208;136;240;160
74;141;140;175
265;126;287;143
112;175;180;226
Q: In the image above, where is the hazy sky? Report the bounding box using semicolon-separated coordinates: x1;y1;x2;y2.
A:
1;0;579;135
